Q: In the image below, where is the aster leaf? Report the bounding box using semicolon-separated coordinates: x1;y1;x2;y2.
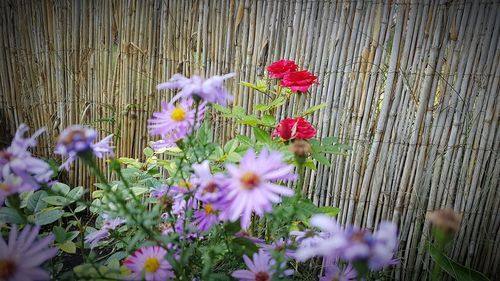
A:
35;208;64;225
52;182;71;195
0;207;27;224
27;190;48;213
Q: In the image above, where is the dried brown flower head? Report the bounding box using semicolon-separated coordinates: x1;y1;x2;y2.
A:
427;208;462;234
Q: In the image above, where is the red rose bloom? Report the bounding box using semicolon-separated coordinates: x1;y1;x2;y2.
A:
272;117;316;140
267;60;298;79
280;70;319;92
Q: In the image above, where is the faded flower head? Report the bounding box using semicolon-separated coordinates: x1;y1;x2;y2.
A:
156;73;235;106
0;124;53;205
0;225;58;281
222;148;296;229
123;246;174;280
148;98;206;146
55;125;114;170
289;139;312;157
427;208;462;234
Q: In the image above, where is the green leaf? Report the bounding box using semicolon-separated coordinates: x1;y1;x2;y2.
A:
261;115;277;127
224;139;239;154
212;103;231;114
52;182;71;195
254;103;271;111
429;245;490;281
67;186;85;201
232;106;246;118
0;207;26;224
240;81;267;93
53;226;69;243
35;208;64;225
143;147;154;158
300;102;327;116
58;241;77;254
253;127;271;143
318;206;341;217
42;196;70;206
236;135;254;146
311;151;330;166
27;191;48;213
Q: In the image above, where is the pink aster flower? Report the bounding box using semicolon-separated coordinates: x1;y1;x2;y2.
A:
85;214;126;248
232;249;293;281
148;98;206;145
259;238;295;258
54;125;113;170
0;225;58;281
123;246;174;281
0;124;53;205
156;73;235;106
222;148;296;229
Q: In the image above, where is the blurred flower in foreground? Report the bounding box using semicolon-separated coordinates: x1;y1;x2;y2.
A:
427;208;462;234
123;246;174;281
0;225;58;281
272;117;316;141
193;203;219;232
191;160;227;203
267;60;298;79
148;98;206;147
222;148;296;229
54;125;113;170
281;70;318;92
85;214;126;248
156;73;235;106
295;215;398;271
232;249;293;281
0;124;53;205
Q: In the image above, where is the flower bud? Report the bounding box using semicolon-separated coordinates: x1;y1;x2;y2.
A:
289;140;312;158
427;208;462;234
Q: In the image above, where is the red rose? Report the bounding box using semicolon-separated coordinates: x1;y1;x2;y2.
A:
267;60;298;79
280;70;319;92
272;117;316;140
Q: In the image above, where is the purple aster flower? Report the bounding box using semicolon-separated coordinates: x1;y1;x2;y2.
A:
85;214;126;248
193;203;219;232
123;246;174;281
148;98;206;145
232;249;293;281
319;259;357;281
156;73;235;106
54;125;113;170
191;160;227;203
222;148;296;229
0;124;53;205
0;225;58;281
259;238;295;259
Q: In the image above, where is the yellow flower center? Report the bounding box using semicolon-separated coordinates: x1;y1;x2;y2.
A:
204;204;214;214
170;107;186;121
144;257;160;273
179;180;193;190
240;172;260;189
0;259;16;279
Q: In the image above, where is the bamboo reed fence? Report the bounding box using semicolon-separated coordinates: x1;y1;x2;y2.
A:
0;0;499;279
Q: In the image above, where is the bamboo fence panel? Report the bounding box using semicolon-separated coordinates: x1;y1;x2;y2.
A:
0;0;499;279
